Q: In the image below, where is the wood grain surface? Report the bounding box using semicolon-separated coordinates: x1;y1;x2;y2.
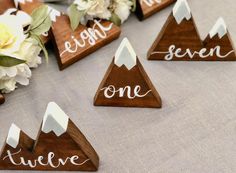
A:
147;13;236;61
135;0;176;20
94;58;162;108
0;120;99;171
0;0;15;14
50;15;121;70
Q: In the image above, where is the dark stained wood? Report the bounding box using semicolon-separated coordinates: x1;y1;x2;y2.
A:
136;0;176;20
148;14;202;60
0;0;15;14
0;94;5;105
203;33;236;61
18;0;50;44
147;13;236;61
50;14;121;70
0;117;99;171
94;58;162;108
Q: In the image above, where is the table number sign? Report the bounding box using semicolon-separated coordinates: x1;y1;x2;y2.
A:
148;0;236;61
50;15;121;70
0;94;5;105
94;38;162;108
0;102;99;171
135;0;176;20
0;0;15;14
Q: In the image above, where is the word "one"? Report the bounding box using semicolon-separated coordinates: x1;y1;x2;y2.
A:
101;85;152;99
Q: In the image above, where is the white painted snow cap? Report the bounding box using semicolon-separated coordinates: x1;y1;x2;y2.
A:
47;6;61;22
173;0;191;24
6;124;21;149
114;38;137;70
42;102;69;136
14;0;32;8
209;17;227;39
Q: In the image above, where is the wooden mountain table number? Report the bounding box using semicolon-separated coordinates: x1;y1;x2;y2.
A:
148;0;236;61
50;15;121;70
0;102;99;171
94;38;162;108
135;0;176;20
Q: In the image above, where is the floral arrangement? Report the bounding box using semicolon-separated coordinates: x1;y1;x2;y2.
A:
0;5;51;93
68;0;136;30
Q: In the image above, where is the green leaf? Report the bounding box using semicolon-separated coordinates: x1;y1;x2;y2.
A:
0;55;26;67
30;34;48;62
110;13;121;26
131;0;136;12
68;4;85;31
30;15;51;36
30;5;52;36
30;5;48;29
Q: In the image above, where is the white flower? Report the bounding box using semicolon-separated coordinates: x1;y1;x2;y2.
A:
113;0;133;23
0;10;42;93
0;64;31;93
74;0;111;21
15;38;42;68
0;9;31;55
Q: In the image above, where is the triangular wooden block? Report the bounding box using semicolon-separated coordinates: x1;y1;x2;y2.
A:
147;0;236;61
0;0;15;14
15;0;53;44
0;102;99;171
50;15;121;70
0;94;5;105
136;0;176;20
94;38;162;108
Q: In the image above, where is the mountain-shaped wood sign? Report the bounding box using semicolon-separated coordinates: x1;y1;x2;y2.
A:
50;14;121;70
0;102;99;171
148;0;236;61
0;0;15;14
94;38;162;108
136;0;176;20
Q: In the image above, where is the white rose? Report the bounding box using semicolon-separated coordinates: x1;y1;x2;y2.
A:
114;0;133;23
0;64;31;93
0;9;31;55
74;0;111;21
15;38;42;68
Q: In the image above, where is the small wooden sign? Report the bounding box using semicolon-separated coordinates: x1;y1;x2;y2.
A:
0;102;99;171
147;0;236;61
94;38;162;108
0;94;5;105
135;0;176;20
50;14;121;70
0;0;15;14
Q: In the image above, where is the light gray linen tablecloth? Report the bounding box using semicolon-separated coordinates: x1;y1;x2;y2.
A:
1;0;236;172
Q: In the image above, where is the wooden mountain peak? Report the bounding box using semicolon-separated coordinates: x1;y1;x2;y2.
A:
94;38;162;108
147;0;236;61
135;0;176;20
0;102;99;171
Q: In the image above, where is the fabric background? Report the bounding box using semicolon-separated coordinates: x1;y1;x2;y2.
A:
1;0;236;172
